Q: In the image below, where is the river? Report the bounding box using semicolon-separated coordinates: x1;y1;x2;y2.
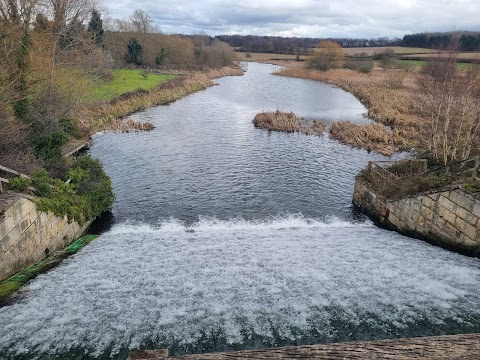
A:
1;63;479;359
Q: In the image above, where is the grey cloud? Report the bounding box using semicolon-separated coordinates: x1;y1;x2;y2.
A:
102;0;480;38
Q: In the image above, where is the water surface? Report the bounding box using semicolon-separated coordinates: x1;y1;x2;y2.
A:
1;63;479;359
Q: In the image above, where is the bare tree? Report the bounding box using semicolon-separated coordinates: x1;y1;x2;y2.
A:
0;0;40;27
46;0;96;32
414;42;480;164
130;9;154;33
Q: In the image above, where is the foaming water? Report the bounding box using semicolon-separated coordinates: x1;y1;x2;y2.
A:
1;217;480;359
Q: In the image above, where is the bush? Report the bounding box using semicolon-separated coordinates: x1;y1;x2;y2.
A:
344;58;374;74
32;156;114;223
31;131;69;161
8;177;32;191
307;41;344;71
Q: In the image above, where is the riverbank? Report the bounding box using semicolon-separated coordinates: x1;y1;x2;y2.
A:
76;66;244;134
274;66;418;156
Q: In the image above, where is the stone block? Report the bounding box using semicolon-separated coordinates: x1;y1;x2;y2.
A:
455;206;478;227
438;195;457;213
473;202;480;218
0;216;15;239
19;218;32;235
454;191;475;212
442;221;461;239
455;217;478;240
0;226;21;254
417;215;427;227
459;234;478;249
438;205;456;225
420;206;434;221
422;196;435;209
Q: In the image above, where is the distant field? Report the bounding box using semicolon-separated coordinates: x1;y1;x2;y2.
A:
236;52;303;62
401;52;480;60
91;69;175;102
343;46;436;56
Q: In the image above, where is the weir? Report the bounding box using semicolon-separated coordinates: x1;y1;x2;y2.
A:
353;158;480;257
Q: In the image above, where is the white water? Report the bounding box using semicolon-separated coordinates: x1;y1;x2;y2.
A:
1;216;480;358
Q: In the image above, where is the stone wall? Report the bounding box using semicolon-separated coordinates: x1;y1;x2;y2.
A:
0;192;90;281
353;179;480;257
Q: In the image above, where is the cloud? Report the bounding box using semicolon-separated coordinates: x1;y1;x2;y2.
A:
102;0;480;38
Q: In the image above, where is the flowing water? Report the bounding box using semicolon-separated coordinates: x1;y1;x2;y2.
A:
1;63;480;359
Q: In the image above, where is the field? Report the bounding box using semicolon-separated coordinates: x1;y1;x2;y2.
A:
91;69;176;101
342;46;436;56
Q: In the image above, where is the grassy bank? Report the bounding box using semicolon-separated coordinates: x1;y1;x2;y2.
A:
77;66;244;133
90;69;176;102
0;235;97;304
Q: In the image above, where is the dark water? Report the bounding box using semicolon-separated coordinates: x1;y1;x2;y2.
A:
1;63;479;360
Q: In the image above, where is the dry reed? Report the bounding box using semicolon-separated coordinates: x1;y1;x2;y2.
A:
253;110;325;135
275;67;421;154
330;121;406;156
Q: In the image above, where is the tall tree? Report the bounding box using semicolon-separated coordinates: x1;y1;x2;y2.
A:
130;9;153;33
124;37;142;65
87;8;104;47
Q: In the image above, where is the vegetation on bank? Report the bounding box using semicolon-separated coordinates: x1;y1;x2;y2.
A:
8;156;114;223
90;69;175;101
0;2;239;177
275;44;480;164
253;110;325;134
0;235;98;302
358;158;479;200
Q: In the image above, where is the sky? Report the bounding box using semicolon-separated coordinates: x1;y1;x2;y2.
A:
103;0;480;38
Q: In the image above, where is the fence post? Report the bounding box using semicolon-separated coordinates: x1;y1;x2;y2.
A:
472;156;480;182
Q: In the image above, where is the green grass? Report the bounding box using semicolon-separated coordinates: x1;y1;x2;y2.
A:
398;59;473;70
91;69;175;101
0;235;98;301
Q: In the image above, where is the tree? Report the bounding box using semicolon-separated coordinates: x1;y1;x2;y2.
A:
87;9;104;46
307;40;344;71
47;0;97;33
0;0;39;28
130;9;153;33
414;43;480;164
124;37;142;65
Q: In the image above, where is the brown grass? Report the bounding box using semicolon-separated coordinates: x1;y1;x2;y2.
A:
274;67;422;154
76;66;244;133
253;110;325;135
330;121;406;156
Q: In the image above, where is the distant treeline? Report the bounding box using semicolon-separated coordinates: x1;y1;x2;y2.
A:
402;32;480;51
215;35;402;54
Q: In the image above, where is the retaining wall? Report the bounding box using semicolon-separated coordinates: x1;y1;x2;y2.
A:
353;179;480;257
0;192;90;281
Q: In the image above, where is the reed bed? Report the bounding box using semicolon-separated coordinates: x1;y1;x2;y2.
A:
253;110;325;135
274;67;421;154
330;121;407;156
77;66;244;133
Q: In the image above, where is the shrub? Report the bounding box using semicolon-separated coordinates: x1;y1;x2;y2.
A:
344;58;374;74
307;41;344;71
31;156;114;223
8;177;32;191
31;131;69;161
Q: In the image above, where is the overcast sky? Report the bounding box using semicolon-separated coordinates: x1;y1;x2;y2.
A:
103;0;480;38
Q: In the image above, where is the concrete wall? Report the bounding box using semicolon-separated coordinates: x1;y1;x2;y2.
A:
0;193;90;281
353;179;480;257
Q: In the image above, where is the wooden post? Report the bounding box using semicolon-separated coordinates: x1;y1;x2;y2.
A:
472;156;480;181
